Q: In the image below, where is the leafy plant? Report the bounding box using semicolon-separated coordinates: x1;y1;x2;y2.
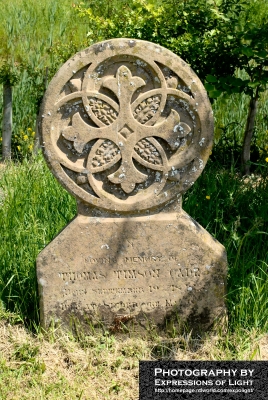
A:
75;0;268;174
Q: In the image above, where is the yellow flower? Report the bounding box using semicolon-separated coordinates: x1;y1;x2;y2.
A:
17;145;21;151
206;195;210;200
31;131;35;137
0;137;2;142
265;157;268;163
28;144;33;151
23;135;28;141
27;127;32;132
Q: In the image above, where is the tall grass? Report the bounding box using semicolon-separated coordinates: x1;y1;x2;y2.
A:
212;89;268;170
0;152;267;332
0;155;76;325
183;162;268;332
0;0;267;340
0;0;88;139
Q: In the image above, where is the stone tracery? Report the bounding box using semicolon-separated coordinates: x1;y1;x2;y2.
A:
40;39;213;212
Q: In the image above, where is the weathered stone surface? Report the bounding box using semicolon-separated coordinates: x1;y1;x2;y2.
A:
39;38;213;213
37;208;226;332
37;38;227;333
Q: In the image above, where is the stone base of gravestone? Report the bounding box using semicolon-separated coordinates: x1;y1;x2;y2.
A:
37;203;227;334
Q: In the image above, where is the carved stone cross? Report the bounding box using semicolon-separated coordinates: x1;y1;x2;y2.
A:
62;65;191;194
41;38;213;212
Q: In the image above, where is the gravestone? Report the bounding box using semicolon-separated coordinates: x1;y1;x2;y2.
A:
37;39;227;333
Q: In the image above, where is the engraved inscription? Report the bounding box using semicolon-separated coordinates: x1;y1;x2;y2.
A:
92;287;144;295
63;288;87;297
58;298;179;312
114;269;160;279
85;257;116;264
114;270;137;279
56;256;206;320
170;268;200;278
125;256;165;263
59;271;106;280
149;285;159;292
166;299;177;307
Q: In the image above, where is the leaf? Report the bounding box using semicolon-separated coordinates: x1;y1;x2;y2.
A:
218;77;228;84
206;74;218;83
204;83;215;91
228;77;244;87
208;90;222;98
256;50;267;58
248;81;261;89
241;47;254;57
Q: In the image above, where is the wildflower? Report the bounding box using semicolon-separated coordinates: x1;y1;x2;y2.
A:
206;195;210;200
27;127;32;132
0;137;2;142
17;145;21;151
23;135;28;141
31;131;35;137
265;157;268;163
28;144;33;151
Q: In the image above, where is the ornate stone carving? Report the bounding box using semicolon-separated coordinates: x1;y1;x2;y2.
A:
40;39;213;212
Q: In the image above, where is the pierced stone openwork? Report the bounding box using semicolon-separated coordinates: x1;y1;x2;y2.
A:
40;39;213;212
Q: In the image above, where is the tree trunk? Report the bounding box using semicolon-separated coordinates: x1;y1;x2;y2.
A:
241;90;258;175
34;66;49;154
2;81;12;161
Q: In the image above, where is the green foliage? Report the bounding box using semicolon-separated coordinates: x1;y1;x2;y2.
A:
212;87;268;170
204;24;268;99
13;342;39;362
0;0;89;160
75;0;268;92
183;162;268;331
0;154;267;333
0;1;267;335
0;155;76;325
12;127;36;160
0;61;20;86
0;0;267;163
0;0;87;65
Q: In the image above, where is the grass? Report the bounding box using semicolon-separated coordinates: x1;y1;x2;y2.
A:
0;1;267;394
0;309;267;399
183;164;268;332
0;0;89;144
0;152;267;331
0;155;76;325
0;105;267;400
212;88;268;170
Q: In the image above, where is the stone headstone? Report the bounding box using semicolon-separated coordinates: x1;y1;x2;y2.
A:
37;39;227;333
